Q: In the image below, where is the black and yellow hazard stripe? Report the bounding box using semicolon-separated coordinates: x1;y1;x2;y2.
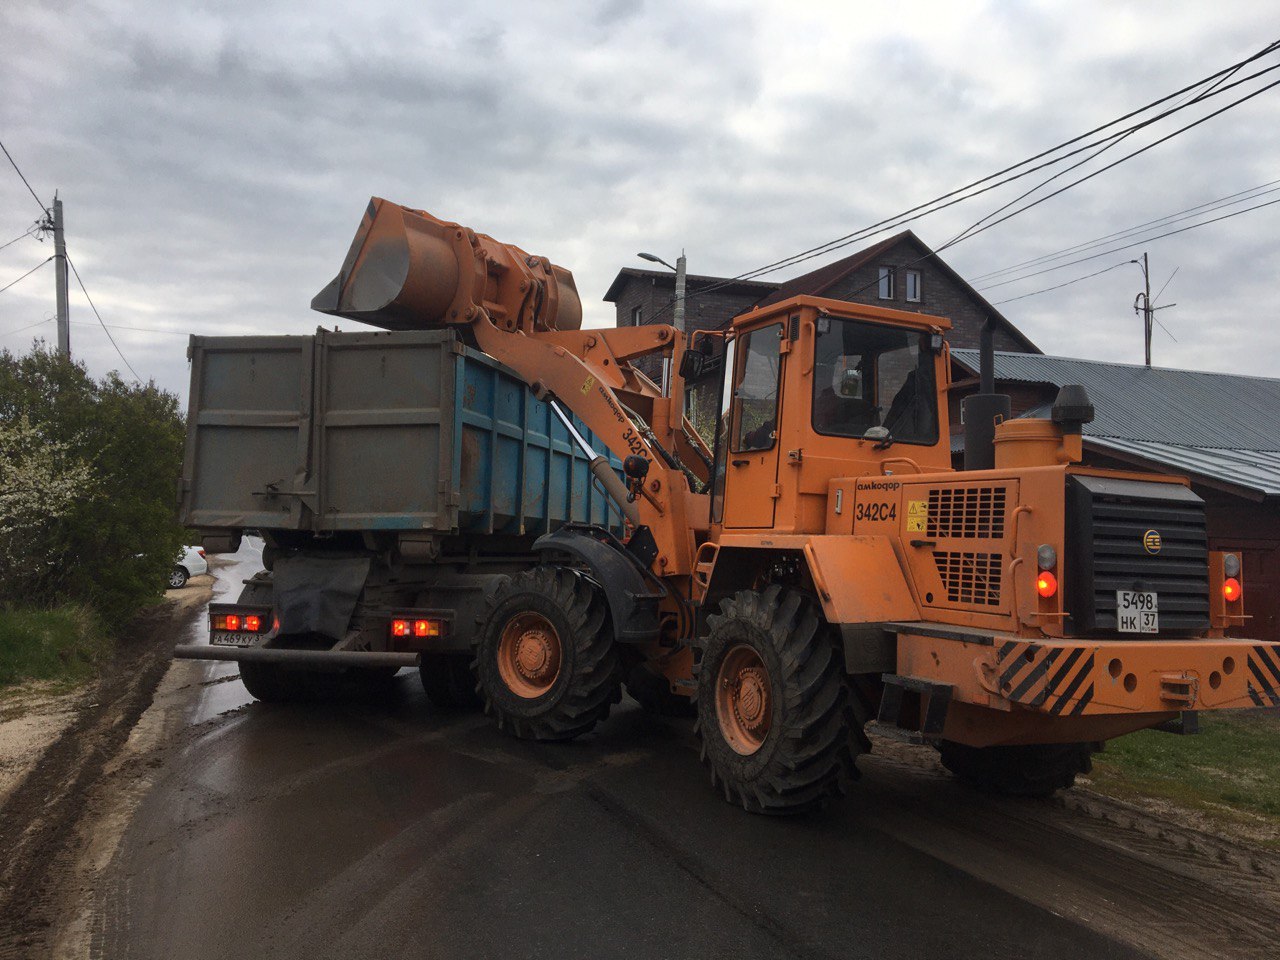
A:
993;641;1096;715
1247;644;1280;706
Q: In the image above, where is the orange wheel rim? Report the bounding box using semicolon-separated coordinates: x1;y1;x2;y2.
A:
715;644;772;755
497;612;562;699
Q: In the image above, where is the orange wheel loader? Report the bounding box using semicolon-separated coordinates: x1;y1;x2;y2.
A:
177;198;1280;815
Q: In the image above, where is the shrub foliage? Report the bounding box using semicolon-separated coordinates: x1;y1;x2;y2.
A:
0;345;186;628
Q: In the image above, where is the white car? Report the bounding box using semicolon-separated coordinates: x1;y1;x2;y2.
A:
169;545;208;589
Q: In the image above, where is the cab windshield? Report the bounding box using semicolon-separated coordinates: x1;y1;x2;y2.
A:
811;316;938;445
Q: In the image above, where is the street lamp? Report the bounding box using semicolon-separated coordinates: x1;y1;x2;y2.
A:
637;250;687;333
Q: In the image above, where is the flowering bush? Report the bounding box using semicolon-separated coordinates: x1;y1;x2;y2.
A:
0;345;186;627
0;413;97;596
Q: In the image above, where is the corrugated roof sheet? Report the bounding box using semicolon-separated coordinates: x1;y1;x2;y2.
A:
951;349;1280;498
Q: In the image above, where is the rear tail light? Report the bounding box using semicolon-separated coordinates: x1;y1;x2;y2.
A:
1036;571;1058;599
211;609;271;632
1223;578;1242;603
390;615;445;640
197;548;207;559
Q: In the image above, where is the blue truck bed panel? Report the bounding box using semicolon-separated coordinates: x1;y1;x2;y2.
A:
181;328;622;536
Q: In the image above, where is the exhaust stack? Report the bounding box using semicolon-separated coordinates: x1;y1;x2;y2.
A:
961;320;1012;471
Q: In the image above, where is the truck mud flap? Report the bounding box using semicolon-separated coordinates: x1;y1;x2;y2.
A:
272;555;371;639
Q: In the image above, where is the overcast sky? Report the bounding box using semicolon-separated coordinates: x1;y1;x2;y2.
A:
2;1;1278;399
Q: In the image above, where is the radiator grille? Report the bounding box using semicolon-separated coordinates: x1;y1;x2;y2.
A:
933;551;1003;606
927;487;1007;539
1065;476;1210;635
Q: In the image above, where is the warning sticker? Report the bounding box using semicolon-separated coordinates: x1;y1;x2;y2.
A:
580;375;595;394
906;499;928;532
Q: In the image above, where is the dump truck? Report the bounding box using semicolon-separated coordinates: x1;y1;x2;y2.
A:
177;197;1280;813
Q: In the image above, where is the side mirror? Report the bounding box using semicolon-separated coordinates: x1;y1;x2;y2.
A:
678;350;706;381
864;426;890;442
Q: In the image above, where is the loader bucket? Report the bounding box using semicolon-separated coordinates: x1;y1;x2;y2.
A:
312;198;463;330
312;197;582;333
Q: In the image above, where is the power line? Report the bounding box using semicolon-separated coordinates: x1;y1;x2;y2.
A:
968;178;1280;282
682;39;1280;303
0;138;49;215
0;257;52;295
0;317;51;340
931;74;1280;258
977;193;1280;291
0;223;41;253
990;262;1131;305
675;40;1274;312
65;255;143;382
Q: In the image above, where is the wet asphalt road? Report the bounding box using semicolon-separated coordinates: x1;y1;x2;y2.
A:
93;543;1156;960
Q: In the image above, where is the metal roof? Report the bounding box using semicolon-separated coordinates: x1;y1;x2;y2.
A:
951;349;1280;499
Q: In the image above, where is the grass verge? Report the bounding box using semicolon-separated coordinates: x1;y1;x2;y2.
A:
1088;710;1280;844
0;605;110;688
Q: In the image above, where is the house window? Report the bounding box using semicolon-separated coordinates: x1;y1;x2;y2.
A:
905;269;922;303
631;305;643;326
877;266;894;300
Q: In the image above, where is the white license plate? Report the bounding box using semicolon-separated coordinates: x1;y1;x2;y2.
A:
1116;590;1158;633
210;632;260;647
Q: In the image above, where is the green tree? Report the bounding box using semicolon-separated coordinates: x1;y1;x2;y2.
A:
0;343;186;627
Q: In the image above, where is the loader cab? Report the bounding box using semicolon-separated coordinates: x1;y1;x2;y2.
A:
711;298;952;534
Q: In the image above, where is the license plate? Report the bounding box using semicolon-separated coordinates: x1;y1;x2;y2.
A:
1116;590;1158;633
210;632;260;647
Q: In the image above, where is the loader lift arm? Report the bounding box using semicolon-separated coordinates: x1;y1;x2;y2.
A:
312;197;708;578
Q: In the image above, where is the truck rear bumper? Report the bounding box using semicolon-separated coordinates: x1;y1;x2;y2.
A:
173;644;420;669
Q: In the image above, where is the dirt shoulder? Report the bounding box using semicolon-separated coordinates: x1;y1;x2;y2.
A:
0;576;212;959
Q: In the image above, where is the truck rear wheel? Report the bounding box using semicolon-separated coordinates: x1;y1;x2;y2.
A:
419;653;481;709
937;741;1095;797
474;566;621;740
695;586;863;815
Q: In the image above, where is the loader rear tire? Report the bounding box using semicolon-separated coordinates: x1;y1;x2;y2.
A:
419;653;482;709
695;586;864;815
937;741;1095;798
474;566;621;741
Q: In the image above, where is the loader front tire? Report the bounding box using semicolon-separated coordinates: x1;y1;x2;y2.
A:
937;741;1095;797
474;566;621;741
695;586;863;815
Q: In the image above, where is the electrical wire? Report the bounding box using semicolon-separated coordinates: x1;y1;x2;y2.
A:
0;223;40;253
968;178;1280;282
976;193;1280;291
679;39;1280;306
0;257;52;295
990;262;1131;305
65;255;143;382
0;318;53;339
0;138;49;215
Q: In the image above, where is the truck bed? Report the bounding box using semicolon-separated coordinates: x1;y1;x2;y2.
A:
181;328;622;537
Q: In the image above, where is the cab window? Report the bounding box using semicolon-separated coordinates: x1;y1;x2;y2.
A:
811;317;938;445
731;324;782;452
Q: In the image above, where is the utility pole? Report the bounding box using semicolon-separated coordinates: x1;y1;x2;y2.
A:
52;195;69;357
673;250;687;334
1131;252;1175;368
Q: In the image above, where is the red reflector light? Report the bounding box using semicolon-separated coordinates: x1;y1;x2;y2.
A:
413;619;440;638
244;615;261;632
1036;571;1058;599
391;619;411;637
1224;578;1242;603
